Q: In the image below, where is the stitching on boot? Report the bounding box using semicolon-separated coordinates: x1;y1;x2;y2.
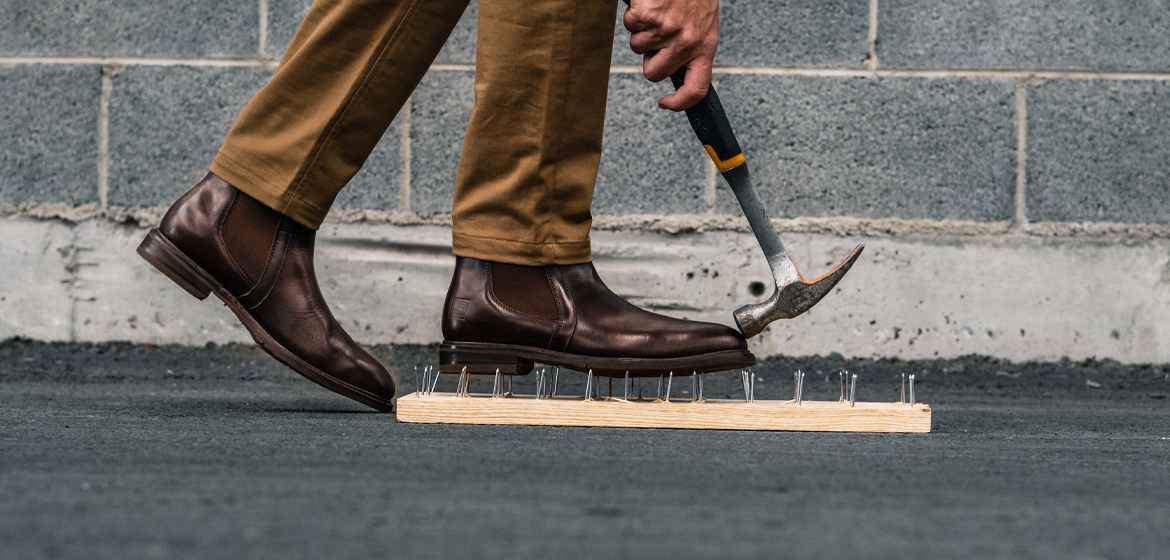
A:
238;216;287;301
246;223;291;311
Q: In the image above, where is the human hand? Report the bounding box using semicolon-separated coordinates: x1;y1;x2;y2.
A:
623;0;719;111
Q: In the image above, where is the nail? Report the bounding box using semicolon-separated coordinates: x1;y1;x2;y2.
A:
692;372;698;403
585;369;594;401
794;372;800;402
552;367;560;396
749;370;755;404
910;374;916;406
507;374;513;397
849;373;857;407
698;373;704;402
624;371;630;401
431;366;443;395
901;373;906;404
665;372;673;403
796;371;805;406
839;371;845;402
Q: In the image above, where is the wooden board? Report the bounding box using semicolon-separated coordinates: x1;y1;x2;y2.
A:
397;393;931;433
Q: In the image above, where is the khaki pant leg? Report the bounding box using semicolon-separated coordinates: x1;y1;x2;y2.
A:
211;0;472;229
451;0;619;266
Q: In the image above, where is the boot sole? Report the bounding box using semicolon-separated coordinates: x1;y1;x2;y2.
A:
137;229;395;412
439;340;756;377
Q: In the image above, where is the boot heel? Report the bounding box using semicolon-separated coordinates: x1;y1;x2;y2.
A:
137;229;215;300
440;344;534;375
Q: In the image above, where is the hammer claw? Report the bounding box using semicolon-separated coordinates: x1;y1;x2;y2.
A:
734;243;865;338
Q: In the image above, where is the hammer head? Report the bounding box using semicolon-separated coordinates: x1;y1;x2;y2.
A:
733;244;865;338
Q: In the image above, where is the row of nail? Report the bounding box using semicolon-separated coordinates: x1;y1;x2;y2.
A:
414;365;445;396
417;366;759;403
834;370;858;407
418;366;918;406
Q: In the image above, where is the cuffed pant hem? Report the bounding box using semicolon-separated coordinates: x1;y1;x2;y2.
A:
210;153;328;230
451;231;592;266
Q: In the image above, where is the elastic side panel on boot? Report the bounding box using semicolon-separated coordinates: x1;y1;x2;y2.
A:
490;262;560;321
220;190;283;284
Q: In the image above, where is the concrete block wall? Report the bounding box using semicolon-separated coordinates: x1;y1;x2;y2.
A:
3;1;1170;363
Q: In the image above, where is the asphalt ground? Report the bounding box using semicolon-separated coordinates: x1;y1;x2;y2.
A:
2;339;1168;559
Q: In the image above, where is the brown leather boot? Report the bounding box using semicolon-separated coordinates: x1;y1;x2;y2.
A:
137;173;396;411
440;257;755;376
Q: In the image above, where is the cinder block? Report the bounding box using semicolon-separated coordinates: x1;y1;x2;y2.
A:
594;74;707;215
613;1;869;68
0;64;100;205
880;0;1170;70
409;71;475;214
107;66;272;207
1026;80;1170;224
719;0;870;67
0;0;258;57
333;120;402;212
713;75;1016;221
266;0;314;59
435;1;478;64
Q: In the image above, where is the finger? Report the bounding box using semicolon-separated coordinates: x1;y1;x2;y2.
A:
657;59;712;111
622;7;649;33
641;45;692;83
628;30;670;55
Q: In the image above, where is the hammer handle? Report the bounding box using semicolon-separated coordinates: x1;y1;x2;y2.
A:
668;70;745;173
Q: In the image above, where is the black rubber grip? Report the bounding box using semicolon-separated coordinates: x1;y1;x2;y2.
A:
668;69;743;170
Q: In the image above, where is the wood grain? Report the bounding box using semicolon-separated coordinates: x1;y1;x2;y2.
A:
397;393;931;433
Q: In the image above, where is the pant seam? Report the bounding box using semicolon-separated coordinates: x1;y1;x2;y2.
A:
541;0;581;248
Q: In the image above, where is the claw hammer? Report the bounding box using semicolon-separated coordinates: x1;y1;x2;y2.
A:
622;0;864;337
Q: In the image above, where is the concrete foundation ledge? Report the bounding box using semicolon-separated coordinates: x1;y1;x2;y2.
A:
3;216;1169;363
